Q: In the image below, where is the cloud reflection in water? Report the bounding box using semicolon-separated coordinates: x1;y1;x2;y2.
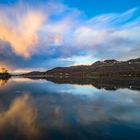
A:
0;78;140;139
0;94;39;140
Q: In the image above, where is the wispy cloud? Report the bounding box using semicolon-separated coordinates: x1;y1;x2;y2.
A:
41;6;140;60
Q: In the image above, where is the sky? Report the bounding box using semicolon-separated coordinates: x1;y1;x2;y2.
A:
0;0;140;73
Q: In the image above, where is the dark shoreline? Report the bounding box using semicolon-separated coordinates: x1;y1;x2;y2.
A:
1;57;140;90
0;73;11;79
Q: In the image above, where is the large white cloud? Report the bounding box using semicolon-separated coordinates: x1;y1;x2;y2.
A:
0;5;45;58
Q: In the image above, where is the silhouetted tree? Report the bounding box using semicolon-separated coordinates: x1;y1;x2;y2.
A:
0;67;8;73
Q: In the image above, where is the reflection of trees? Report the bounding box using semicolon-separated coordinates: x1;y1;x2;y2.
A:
0;79;9;87
0;67;11;87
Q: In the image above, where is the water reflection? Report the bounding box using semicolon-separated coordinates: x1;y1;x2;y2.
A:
0;77;140;140
0;94;39;140
0;78;9;87
31;77;140;91
1;77;140;91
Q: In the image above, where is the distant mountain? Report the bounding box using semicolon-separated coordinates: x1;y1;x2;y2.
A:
22;71;44;75
21;58;140;78
21;71;45;78
127;58;140;63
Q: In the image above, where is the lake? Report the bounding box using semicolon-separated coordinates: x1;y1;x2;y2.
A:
0;77;140;140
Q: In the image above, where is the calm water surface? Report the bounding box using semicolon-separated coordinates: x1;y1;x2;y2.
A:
0;77;140;140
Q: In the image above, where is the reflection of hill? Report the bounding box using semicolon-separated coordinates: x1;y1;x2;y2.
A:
43;77;140;91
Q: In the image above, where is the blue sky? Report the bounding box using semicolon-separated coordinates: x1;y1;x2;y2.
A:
0;0;140;73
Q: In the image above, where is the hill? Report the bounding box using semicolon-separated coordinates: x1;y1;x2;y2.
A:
21;58;140;78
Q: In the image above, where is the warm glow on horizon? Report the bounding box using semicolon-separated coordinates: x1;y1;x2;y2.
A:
11;68;47;74
10;69;34;75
